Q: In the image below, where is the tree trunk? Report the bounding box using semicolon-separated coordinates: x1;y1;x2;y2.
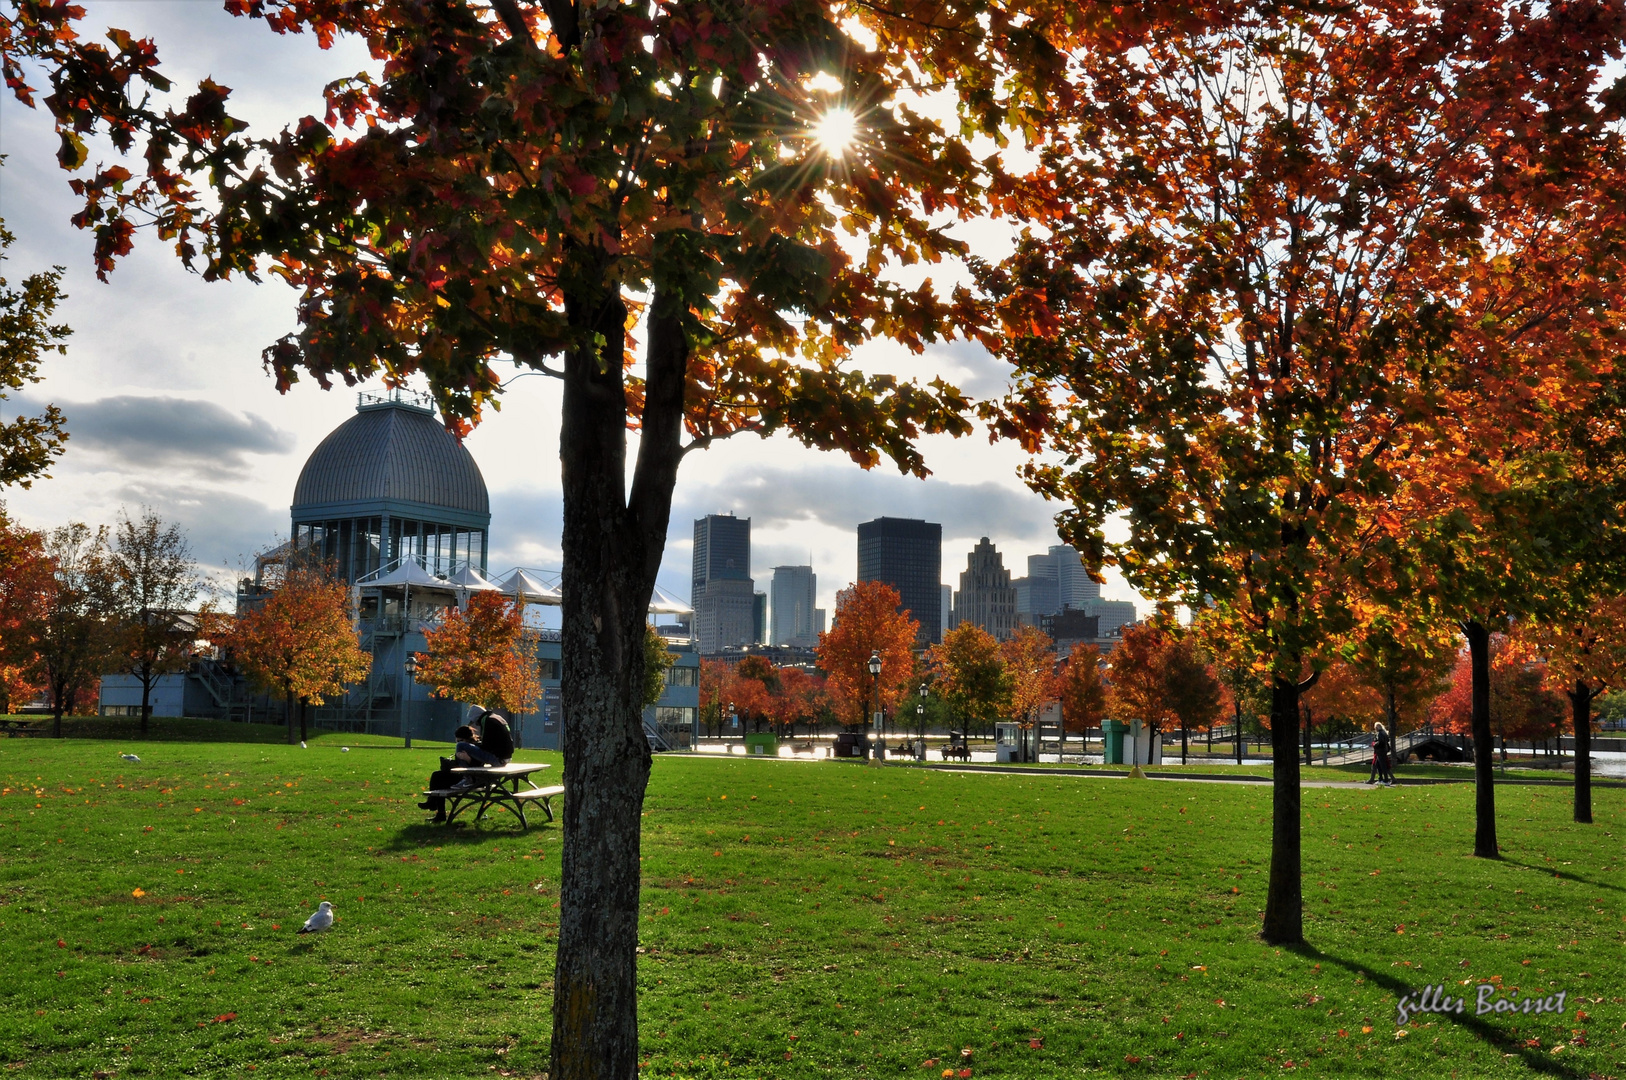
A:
299;697;309;744
550;272;687;1080
1261;674;1304;945
140;668;152;737
1463;620;1498;858
1234;699;1243;765
1302;705;1312;766
53;673;66;738
285;689;296;745
1181;723;1188;764
1570;680;1593;825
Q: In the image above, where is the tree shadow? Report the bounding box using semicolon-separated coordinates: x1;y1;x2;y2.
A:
1498;858;1623;894
379;818;553;852
1280;942;1585;1078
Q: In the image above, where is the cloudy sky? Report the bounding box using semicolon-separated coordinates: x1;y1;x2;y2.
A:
0;2;1143;616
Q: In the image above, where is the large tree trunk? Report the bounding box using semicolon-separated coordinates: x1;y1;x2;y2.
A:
550;271;687;1080
1570;680;1593;825
1463;620;1498;858
1261;674;1304;945
285;689;296;745
299;697;309;744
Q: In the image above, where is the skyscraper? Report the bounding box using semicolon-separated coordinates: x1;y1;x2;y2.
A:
954;537;1017;641
856;517;942;646
770;565;821;648
692;514;755;654
1014;542;1133;638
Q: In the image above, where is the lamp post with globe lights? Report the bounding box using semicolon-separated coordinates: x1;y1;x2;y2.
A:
867;650;882;759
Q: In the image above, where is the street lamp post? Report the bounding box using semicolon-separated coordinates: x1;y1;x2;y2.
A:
867;650;882;759
917;682;928;761
402;653;418;749
728;702;737;751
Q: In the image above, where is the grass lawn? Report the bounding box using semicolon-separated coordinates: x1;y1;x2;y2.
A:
1;737;1620;1078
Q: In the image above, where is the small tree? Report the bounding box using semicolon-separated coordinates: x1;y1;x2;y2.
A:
930;622;1010;741
30;522;114;736
642;625;676;711
1058;642;1107;745
414;592;542;715
1520;596;1626;824
223;565;370;744
1001;624;1056;756
104;509;200;735
1160;636;1226;765
816;581;919;730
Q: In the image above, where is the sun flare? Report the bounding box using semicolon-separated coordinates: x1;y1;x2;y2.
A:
812;107;858;157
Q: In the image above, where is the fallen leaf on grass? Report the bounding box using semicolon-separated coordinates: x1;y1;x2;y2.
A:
131;888;145;899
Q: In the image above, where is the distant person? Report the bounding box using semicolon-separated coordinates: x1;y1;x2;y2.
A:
418;725;501;822
1374;722;1395;785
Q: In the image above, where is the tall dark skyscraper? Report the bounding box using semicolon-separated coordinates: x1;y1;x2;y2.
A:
692;514;755;654
856;517;942;646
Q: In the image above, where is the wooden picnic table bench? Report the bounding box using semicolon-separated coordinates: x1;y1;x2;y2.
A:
423;762;560;829
0;717;45;737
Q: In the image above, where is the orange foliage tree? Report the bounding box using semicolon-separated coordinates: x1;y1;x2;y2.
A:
929;622;1009;740
1000;625;1055;727
817;581;918;729
0;510;49;714
1057;643;1107;739
220;566;370;744
413;592;542;715
1519;596;1626;824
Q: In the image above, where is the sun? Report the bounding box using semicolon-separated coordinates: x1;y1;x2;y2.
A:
812;107;858;157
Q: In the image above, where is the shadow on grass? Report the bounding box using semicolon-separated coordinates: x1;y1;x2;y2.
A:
380;818;555;852
1498;858;1624;894
1282;942;1585;1077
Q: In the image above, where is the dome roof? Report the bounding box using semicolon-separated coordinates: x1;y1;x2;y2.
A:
292;397;489;516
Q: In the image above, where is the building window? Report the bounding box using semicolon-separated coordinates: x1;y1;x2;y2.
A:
655;706;696;728
663;665;699;687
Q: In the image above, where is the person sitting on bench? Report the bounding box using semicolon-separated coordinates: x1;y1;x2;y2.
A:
478;709;515;763
418;725;501;822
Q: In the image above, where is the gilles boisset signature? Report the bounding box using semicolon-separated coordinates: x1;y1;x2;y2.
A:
1396;984;1568;1026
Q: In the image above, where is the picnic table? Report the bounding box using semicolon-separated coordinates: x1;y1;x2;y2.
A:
0;717;44;737
428;762;562;828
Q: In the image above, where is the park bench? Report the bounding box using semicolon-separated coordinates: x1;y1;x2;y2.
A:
940;743;971;762
0;718;46;737
424;762;560;829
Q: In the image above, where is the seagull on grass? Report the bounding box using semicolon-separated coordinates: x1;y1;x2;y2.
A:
298;901;334;934
119;753;140;762
300;741;307;749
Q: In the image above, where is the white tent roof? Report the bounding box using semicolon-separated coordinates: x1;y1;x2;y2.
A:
360;560;447;589
447;564;502;591
500;568;563;605
648;585;693;616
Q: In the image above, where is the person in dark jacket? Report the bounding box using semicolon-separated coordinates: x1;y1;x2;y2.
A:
1374;722;1395;785
419;725;501;822
480;710;515;763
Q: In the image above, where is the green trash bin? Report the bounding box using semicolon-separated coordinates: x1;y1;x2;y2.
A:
743;733;778;756
1102;719;1128;765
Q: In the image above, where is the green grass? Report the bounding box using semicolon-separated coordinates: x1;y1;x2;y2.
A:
1;741;1620;1078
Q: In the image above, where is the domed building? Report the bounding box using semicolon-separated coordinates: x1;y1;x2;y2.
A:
291;388;491;582
101;388;699;751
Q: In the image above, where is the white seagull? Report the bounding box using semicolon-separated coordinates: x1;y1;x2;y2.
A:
300;741;307;749
298;901;334;934
119;753;140;762
341;746;350;753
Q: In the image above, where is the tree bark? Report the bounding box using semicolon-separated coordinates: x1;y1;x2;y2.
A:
1463;620;1498;858
550;269;687;1080
140;666;152;736
52;673;66;738
285;689;296;745
1569;679;1593;825
299;697;308;744
1261;674;1304;944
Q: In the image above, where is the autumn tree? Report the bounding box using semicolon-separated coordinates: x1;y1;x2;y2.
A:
1106;622;1173;733
0;214;69;488
1160;635;1226;765
0;508;50;713
30;522;114;736
642;624;676;711
1001;624;1055;724
1519;596;1626;824
929;622;1010;740
413;591;542;714
222;565;370;744
0;0;1061;1063
988;4;1626;941
1338;607;1456;741
103;509;200;735
1057;642;1106;742
817;581;919;731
